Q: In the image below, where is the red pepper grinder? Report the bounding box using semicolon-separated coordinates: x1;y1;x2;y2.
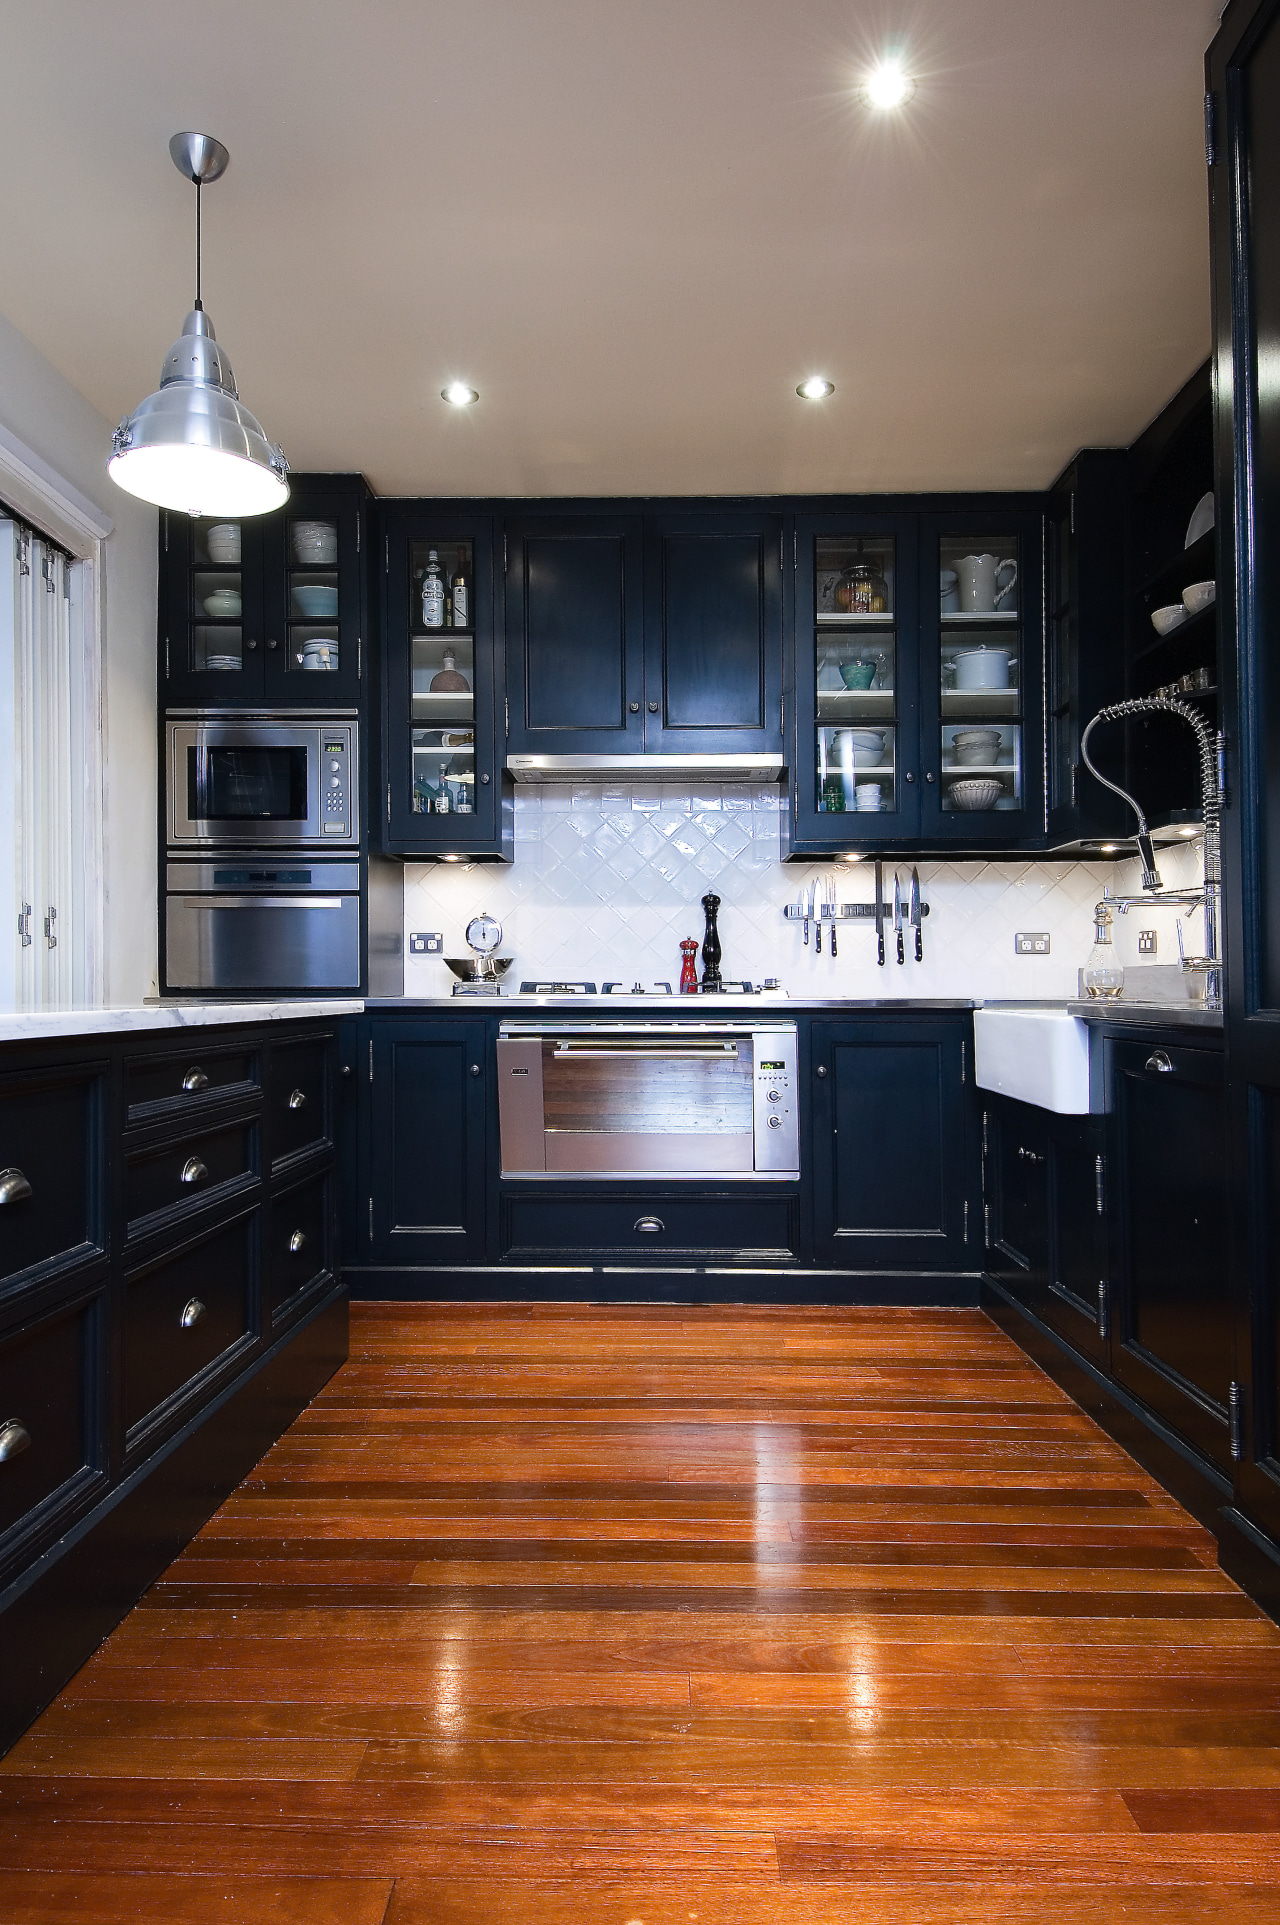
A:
679;938;699;995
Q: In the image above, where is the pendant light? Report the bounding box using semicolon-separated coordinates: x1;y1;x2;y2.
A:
108;133;289;518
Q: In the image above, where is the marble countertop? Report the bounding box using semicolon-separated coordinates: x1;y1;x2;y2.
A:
0;1000;364;1044
363;995;977;1012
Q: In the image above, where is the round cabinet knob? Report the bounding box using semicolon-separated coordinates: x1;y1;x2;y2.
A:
648;701;659;713
289;1229;308;1256
0;1168;33;1206
0;1419;32;1462
182;1067;208;1092
816;1065;827;1078
629;702;640;714
266;637;279;651
1145;1049;1176;1074
245;638;258;652
180;1297;207;1329
904;771;915;784
287;1088;307;1110
470;1063;482;1077
180;1156;208;1186
341;1064;353;1078
634;1216;664;1235
925;772;935;784
480;773;490;785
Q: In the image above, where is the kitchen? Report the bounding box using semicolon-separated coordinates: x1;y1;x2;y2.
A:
2;2;1280;1919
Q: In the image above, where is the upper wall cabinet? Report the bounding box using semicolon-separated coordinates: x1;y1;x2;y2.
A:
160;475;368;709
504;507;785;758
1045;450;1130;847
789;503;1044;852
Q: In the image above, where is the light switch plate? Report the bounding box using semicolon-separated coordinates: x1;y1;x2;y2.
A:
1015;932;1051;956
409;931;443;955
1137;930;1157;954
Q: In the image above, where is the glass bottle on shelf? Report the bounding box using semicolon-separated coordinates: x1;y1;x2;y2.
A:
430;647;470;693
422;551;446;628
450;565;469;629
1083;901;1124;998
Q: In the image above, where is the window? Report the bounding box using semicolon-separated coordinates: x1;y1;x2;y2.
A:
0;517;99;1007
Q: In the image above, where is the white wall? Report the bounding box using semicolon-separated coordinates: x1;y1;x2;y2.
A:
403;782;1207;1000
0;307;157;1002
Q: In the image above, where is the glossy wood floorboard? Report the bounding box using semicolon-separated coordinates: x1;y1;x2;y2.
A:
4;1304;1280;1923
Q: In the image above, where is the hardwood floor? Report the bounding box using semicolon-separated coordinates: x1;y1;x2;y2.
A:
3;1302;1280;1922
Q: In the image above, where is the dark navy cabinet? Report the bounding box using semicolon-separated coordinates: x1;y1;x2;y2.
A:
1044;451;1130;847
366;1020;488;1265
809;1016;970;1274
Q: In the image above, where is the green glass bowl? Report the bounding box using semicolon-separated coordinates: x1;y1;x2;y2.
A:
839;660;876;690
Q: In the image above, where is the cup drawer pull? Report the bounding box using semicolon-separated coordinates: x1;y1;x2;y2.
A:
289;1229;308;1256
0;1167;32;1206
182;1067;209;1092
1145;1049;1176;1074
0;1419;31;1462
287;1088;307;1111
180;1297;207;1329
634;1216;665;1235
180;1156;209;1186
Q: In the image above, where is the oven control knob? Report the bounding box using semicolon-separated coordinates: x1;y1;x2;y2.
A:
329;776;341;788
330;759;341;772
767;1089;781;1102
767;1114;783;1129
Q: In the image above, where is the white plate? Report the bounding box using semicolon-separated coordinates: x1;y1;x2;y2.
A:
1185;492;1214;549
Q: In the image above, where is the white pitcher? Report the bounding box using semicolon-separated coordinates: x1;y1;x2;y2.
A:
953;552;1017;613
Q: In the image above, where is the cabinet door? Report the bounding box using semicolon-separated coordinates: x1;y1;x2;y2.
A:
262;483;365;706
382;511;503;855
985;1099;1050;1290
160;513;267;704
642;511;783;754
505;514;645;754
983;1098;1108;1368
791;512;921;848
811;1020;968;1270
1108;1037;1231;1469
1045;454;1129;845
368;1021;487;1264
918;509;1045;842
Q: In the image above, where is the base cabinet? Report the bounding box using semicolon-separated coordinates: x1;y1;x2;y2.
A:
983;1096;1108;1368
366;1020;488;1265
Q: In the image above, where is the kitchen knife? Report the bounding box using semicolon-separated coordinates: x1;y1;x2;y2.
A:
815;876;822;954
829;873;837;957
910;867;922;962
875;862;884;966
894;872;904;965
803;879;811;946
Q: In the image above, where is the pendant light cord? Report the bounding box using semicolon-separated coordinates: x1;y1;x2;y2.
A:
194;178;202;310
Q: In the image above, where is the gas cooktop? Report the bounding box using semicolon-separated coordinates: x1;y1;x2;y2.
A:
449;979;786;998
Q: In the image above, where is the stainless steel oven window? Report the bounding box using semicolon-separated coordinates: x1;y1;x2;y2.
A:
187;745;309;821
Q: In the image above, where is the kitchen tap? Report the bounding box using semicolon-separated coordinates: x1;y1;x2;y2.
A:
1080;695;1223;1008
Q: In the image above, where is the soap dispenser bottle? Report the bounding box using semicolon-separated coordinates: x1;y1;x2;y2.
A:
1083;899;1124;1000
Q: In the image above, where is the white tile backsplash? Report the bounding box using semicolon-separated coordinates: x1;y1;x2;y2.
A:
402;784;1207;1000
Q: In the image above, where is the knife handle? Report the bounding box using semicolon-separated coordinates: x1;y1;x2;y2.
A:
897;928;905;965
915;925;923;962
877;925;885;966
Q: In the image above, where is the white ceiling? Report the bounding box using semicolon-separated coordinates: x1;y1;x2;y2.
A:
0;0;1221;498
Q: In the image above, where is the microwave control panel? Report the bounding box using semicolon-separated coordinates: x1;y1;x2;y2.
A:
322;733;352;835
753;1025;799;1174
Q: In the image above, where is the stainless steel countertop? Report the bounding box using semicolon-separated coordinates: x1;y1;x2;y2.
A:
362;995;978;1011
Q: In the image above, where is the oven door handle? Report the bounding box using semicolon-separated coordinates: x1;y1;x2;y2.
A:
180;896;346;910
550;1043;739;1059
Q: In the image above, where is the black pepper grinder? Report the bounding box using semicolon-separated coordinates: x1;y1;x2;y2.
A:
701;893;723;993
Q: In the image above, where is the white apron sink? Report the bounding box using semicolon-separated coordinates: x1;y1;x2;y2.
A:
973;1006;1095;1114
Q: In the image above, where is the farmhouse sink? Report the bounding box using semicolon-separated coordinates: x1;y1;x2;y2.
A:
973;1005;1095;1114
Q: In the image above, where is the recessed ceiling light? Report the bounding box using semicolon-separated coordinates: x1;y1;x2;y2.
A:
860;60;916;110
441;382;479;406
797;376;835;400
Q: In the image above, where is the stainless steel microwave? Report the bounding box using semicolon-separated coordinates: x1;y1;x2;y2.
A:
166;713;359;849
497;1021;799;1179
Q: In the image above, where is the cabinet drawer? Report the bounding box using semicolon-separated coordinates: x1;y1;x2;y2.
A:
123;1215;255;1439
267;1173;332;1324
124;1042;259;1123
0;1063;105;1291
503;1192;797;1260
125;1118;258;1241
0;1289;103;1563
269;1035;332;1169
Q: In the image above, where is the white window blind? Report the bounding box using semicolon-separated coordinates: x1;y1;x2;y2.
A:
0;517;97;1008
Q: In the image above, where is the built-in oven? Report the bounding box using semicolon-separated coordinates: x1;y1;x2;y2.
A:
166;713;359;849
497;1022;799;1179
165;860;361;992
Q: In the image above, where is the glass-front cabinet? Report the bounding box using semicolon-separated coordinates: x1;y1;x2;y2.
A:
161;477;366;707
795;513;921;845
381;511;507;857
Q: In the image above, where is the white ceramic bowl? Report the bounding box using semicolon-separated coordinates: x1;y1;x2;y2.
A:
948;777;1004;812
292;583;339;619
847;729;885;752
203;654;240;672
202;589;242;618
953;742;998;766
1151;603;1189;636
292;521;338;565
1182;580;1216;617
205;524;241;564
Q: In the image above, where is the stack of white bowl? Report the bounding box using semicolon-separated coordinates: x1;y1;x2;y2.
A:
293;521;338;566
950;728;1001;767
205;524;241;564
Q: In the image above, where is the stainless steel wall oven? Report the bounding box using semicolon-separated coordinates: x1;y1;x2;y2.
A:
497;1022;799;1179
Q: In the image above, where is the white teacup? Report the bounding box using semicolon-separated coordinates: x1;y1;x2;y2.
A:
954;552;1017;614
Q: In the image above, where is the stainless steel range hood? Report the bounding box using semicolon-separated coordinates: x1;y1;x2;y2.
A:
505;753;786;784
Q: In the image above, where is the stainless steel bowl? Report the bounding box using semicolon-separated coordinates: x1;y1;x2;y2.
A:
444;957;514;983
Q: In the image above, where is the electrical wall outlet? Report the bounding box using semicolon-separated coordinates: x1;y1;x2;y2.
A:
409;931;443;955
1137;930;1157;955
1015;932;1051;956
